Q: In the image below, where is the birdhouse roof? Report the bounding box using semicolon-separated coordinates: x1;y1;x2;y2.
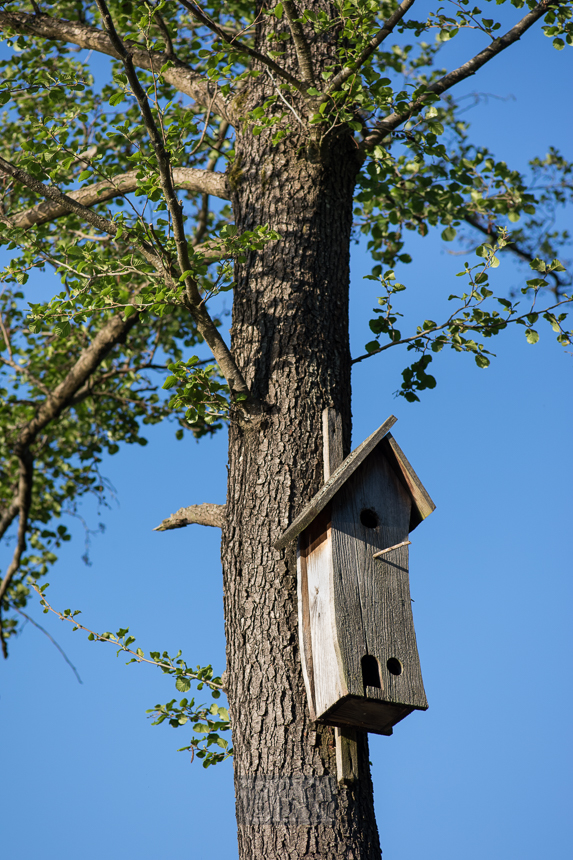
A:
274;415;435;550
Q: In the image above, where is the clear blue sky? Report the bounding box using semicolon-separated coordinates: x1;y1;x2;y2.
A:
1;14;572;860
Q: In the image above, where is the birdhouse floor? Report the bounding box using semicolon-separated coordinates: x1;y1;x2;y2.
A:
318;696;418;736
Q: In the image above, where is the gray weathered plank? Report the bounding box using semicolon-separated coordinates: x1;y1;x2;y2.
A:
383;434;436;528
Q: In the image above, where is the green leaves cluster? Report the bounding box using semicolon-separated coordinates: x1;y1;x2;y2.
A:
363;233;571;401
148;698;232;768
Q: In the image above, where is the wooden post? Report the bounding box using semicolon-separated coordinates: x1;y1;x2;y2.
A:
322;408;359;785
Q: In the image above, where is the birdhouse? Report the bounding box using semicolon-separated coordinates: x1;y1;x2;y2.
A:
275;414;435;736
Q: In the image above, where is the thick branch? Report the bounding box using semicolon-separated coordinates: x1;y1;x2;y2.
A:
0;9;230;119
362;0;559;149
154;503;226;531
7;168;230;230
178;0;307;94
327;0;416;93
0;497;20;543
15;314;141;452
0;451;33;657
283;1;315;86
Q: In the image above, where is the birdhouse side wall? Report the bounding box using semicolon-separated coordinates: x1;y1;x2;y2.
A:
297;506;347;720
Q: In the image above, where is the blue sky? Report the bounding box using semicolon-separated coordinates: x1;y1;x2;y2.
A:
1;11;572;860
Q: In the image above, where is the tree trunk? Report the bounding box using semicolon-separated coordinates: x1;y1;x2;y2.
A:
221;34;382;852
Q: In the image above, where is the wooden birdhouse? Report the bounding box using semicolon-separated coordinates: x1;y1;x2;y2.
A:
275;413;435;736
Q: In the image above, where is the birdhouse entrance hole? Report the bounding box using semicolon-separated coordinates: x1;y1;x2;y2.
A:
387;657;403;676
361;654;382;689
360;508;379;529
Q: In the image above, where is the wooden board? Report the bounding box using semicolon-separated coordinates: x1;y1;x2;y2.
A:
330;447;428;714
382;434;436;530
298;506;347;718
321;696;415;736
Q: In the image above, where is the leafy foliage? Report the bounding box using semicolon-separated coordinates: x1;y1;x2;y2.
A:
0;0;571;760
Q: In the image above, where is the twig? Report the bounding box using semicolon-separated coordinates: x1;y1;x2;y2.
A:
373;540;411;558
32;582;223;690
267;69;305;128
95;0;251;402
7;603;83;683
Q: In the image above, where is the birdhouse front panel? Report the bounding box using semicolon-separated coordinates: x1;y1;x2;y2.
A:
327;445;428;733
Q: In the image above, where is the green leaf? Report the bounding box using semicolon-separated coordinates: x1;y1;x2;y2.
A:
175;676;191;692
441;226;457;242
525;328;539;344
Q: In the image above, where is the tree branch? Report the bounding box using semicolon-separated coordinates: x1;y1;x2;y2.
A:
362;0;559;149
0;9;230;119
283;1;315;86
0;451;33;658
6;167;229;230
153;503;226;531
95;0;251;403
177;0;307;94
327;0;416;94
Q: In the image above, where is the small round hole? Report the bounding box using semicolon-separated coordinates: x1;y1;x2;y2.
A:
386;657;402;676
360;509;379;529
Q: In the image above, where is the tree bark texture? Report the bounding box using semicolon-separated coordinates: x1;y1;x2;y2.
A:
221;8;382;857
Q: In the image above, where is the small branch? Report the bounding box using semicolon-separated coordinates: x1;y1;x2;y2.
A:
5;167;229;230
7;603;83;683
32;583;224;691
267;69;305;127
464;213;568;296
373;540;411;558
362;0;558;149
154;503;226;531
327;0;416;94
178;0;308;94
351;295;571;365
283;1;315;86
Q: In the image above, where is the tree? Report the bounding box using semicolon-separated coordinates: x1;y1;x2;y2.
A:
0;2;571;858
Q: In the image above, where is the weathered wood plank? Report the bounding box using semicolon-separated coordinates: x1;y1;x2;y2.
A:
335;726;359;784
383;434;436;529
321;410;359;783
322;407;343;482
303;509;347;716
274;415;398;549
297;547;317;720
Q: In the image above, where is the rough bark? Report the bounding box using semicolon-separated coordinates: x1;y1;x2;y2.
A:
221;8;382;855
153;503;226;531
